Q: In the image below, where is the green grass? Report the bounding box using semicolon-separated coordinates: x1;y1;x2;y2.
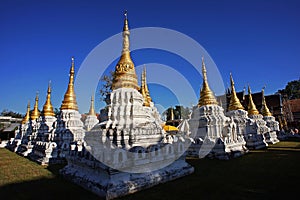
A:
1;139;300;200
0;150;54;186
0;149;98;199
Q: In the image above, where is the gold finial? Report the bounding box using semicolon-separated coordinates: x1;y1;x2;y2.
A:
21;101;30;124
140;67;147;105
60;57;79;111
228;73;244;111
170;107;174;120
112;11;139;91
42;81;55;117
247;85;259;115
31;92;40;120
198;57;218;107
242;86;246;100
88;95;96;116
140;66;152;107
261;87;272;116
124;10;128;20
144;67;152;105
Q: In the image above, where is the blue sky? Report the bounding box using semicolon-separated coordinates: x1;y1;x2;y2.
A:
1;0;299;115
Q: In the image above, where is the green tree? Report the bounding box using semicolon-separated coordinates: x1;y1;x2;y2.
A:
163;107;174;121
163;106;191;121
278;79;300;100
175;105;190;119
1;109;23;118
54;108;60;117
99;71;115;105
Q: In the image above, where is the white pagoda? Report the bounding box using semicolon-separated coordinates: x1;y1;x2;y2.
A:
31;82;58;165
54;57;85;158
244;85;269;149
260;88;280;144
225;73;249;154
188;59;247;159
60;12;194;200
84;96;99;131
8;101;31;152
17;93;40;156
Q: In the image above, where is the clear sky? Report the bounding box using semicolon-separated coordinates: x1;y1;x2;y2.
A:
1;0;299;115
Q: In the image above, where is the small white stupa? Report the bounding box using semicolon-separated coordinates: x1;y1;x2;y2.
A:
84;95;99;131
225;73;248;154
8;101;31;152
31;82;58;165
244;85;269;149
260;87;280;144
18;93;40;156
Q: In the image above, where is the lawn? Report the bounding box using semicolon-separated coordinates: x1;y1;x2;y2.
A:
0;139;300;200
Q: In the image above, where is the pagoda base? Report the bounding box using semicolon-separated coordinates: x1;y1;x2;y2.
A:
29;156;66;166
244;134;268;149
245;115;270;149
60;158;194;200
276;130;288;141
29;141;66;165
17;142;34;157
6;138;22;152
264;131;280;144
263;116;280;144
187;138;248;160
0;140;8;148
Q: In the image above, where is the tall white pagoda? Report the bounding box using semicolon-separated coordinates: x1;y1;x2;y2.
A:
54;57;85;158
60;12;194;200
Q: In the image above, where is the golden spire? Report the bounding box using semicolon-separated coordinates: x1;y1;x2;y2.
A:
247;85;259;115
112;11;140;91
88;95;96;116
242;86;246;101
31;92;40;120
42;81;55;117
261;87;272;116
198;57;218;107
140;66;152;107
170;107;174;120
21;101;30;124
228;73;244;111
60;57;79;111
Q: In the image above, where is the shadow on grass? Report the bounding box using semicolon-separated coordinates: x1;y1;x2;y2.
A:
46;163;67;176
0;174;100;200
0;178;99;200
0;152;100;200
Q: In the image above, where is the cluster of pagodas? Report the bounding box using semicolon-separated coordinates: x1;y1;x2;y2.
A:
187;57;280;159
8;57;92;161
7;12;281;199
8;14;280;162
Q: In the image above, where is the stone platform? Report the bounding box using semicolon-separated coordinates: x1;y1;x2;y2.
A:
60;156;194;200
